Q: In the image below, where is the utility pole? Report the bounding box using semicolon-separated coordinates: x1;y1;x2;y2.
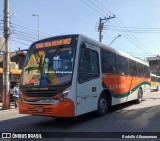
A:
2;0;10;110
99;17;102;43
98;15;115;42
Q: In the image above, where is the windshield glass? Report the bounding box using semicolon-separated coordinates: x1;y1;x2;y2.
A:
22;46;75;86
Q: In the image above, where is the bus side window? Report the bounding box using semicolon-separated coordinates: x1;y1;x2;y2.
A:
101;50;117;74
129;60;137;76
117;55;129;76
144;66;150;78
137;63;144;77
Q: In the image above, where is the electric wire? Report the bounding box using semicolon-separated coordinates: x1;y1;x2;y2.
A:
82;0;156;56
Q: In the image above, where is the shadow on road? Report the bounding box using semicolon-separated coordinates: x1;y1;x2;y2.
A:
1;99;160;132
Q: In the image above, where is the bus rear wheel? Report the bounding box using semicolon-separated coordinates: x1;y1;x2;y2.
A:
156;86;159;91
136;88;143;104
97;94;109;116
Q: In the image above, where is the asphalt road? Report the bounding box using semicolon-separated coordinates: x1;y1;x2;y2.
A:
0;91;160;141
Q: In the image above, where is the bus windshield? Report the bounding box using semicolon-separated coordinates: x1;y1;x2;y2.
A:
22;46;75;86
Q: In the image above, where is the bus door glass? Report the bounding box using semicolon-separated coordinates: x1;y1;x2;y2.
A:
77;43;101;115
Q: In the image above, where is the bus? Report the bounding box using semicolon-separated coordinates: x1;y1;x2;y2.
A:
19;34;151;117
150;73;160;91
0;68;21;101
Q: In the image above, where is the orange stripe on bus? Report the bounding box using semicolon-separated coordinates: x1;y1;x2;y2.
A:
103;75;150;94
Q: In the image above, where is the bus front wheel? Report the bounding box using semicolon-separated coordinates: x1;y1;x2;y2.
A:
97;94;109;116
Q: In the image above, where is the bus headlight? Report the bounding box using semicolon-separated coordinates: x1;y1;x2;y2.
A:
19;90;23;100
59;87;71;102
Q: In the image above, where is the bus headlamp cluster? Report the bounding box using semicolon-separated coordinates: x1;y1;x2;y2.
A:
19;90;23;100
59;87;71;102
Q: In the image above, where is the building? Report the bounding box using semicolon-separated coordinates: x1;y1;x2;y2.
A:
0;51;26;69
147;56;160;75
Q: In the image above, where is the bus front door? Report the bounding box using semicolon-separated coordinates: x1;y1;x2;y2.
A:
76;43;101;116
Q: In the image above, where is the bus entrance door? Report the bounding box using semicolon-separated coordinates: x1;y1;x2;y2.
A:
76;43;101;116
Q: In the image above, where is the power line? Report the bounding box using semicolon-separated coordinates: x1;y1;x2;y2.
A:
97;0;155;55
11;25;49;39
95;0;154;55
105;25;160;30
11;23;50;37
110;20;154;55
11;35;35;43
81;0;104;16
81;0;156;56
95;26;160;33
10;39;30;46
103;28;160;33
95;0;113;14
115;17;155;55
11;30;39;40
11;18;53;36
87;0;109;17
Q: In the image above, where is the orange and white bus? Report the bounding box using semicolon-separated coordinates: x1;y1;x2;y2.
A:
151;73;160;91
19;34;151;117
0;68;21;101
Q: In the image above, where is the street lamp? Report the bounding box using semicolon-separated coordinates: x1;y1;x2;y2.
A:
109;34;121;46
32;13;40;40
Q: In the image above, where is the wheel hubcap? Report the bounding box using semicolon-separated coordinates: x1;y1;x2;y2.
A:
99;99;107;111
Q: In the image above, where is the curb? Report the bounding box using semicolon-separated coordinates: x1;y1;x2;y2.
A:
0;109;17;112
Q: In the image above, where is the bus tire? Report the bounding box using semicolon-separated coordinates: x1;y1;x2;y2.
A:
136;88;143;104
156;86;159;91
97;94;109;116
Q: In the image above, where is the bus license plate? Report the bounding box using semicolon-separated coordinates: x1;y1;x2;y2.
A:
35;106;44;112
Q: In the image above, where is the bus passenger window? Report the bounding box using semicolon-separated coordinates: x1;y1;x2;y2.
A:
101;50;117;74
129;60;137;76
137;63;144;77
117;55;129;76
143;66;150;78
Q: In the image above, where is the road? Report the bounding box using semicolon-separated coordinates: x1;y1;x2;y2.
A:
0;91;160;141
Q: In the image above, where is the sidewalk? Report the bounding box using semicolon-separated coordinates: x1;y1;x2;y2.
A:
0;102;16;111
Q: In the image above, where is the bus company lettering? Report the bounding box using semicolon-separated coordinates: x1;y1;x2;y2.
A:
110;83;126;89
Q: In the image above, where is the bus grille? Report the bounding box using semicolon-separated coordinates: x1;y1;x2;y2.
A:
29;107;52;114
25;90;59;97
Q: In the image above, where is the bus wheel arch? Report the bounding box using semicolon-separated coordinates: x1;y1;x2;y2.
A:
136;87;143;104
97;89;112;116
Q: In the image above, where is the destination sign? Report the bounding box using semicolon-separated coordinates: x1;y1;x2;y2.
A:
36;38;72;49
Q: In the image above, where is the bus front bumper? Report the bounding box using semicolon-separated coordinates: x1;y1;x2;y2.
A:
18;98;75;117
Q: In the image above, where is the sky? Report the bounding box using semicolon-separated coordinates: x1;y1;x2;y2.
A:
0;0;160;59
